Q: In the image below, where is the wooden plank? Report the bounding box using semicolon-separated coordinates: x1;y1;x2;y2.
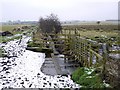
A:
51;53;62;75
89;49;103;59
89;51;93;67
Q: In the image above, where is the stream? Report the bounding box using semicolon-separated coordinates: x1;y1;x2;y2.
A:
0;35;80;89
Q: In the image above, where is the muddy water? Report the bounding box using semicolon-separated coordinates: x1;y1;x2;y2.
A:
0;35;80;89
41;55;79;76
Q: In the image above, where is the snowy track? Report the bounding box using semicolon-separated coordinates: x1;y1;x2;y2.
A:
0;36;80;89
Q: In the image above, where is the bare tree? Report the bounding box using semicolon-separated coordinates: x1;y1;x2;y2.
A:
38;14;62;34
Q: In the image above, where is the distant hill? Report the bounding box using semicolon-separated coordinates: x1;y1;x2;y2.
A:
2;21;38;25
106;20;118;21
1;20;118;25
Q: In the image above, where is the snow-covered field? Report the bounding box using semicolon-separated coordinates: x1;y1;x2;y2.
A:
0;36;80;89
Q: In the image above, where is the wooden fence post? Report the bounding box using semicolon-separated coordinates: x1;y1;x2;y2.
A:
102;43;108;80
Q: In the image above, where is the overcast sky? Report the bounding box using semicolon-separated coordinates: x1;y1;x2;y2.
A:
0;0;119;22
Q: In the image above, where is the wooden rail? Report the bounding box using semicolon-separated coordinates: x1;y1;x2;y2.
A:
61;29;108;76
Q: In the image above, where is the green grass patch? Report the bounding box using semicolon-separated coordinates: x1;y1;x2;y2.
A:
71;67;111;88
